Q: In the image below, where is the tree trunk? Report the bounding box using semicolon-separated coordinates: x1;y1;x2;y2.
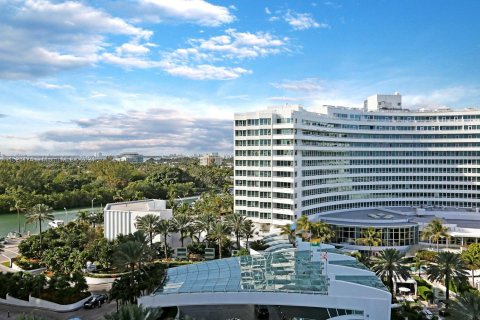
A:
39;218;43;253
237;233;240;249
164;234;168;259
150;231;153;248
445;273;450;309
219;241;222;259
388;270;394;301
181;232;184;247
17;208;20;234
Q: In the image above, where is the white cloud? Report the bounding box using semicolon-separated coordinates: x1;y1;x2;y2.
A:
158;29;288;80
116;43;151;56
192;29;287;59
403;86;480;109
272;78;325;93
140;0;234;26
284;10;329;30
0;0;152;79
162;63;251;80
265;7;271;15
32;81;73;90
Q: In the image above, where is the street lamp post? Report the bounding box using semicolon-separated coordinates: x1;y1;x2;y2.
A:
91;198;96;212
64;207;68;216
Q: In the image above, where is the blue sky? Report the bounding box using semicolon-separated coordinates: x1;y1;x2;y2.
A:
1;0;480;155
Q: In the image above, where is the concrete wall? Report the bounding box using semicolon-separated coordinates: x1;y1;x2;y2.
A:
0;294;91;312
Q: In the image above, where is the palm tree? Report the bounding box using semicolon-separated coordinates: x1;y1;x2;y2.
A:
451;291;480;320
113;240;146;300
135;214;161;248
427;251;469;309
155;219;172;259
296;215;312;238
415;256;425;277
76;210;90;224
170;213;191;247
280;223;296;246
356;227;382;257
311;221;335;243
461;243;480;286
421;218;449;252
25;204;54;253
242;220;255;249
197;212;216;237
371;249;410;298
227;213;246;249
207;221;231;259
104;304;161;320
8;188;27;234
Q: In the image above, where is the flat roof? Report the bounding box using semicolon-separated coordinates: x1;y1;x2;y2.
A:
105;200;166;212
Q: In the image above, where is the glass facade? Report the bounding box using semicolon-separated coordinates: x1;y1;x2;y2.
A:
331;224;419;247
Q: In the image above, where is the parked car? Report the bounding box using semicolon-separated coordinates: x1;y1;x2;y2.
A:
254;305;269;318
83;294;108;309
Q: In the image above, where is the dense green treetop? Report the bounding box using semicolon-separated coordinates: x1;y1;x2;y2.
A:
0;159;232;213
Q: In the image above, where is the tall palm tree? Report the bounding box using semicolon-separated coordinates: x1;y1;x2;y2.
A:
197;212;216;237
421;218;449;252
207;221;231;259
104;304;161;320
451;291;480;320
113;240;146;301
170;213;191;247
427;251;468;309
25;204;54;253
242;220;255;249
461;243;480;285
371;249;410;298
155;219;172;259
311;221;335;243
280;223;296;246
135;214;161;248
8;188;27;234
296;215;312;238
356;227;382;257
227;213;246;249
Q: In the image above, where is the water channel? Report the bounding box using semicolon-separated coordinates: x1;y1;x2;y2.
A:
0;207;93;237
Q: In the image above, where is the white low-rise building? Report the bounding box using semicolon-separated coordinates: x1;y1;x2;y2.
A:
104;199;173;242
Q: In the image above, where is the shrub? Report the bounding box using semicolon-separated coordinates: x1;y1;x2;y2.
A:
413;275;432;289
418;286;433;301
249;240;268;251
416;250;437;262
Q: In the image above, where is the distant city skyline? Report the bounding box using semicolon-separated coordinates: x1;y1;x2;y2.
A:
1;0;480;155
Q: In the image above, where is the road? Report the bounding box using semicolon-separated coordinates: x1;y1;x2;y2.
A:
0;300;117;320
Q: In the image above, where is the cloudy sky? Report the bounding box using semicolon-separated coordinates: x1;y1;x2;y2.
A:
1;0;480;155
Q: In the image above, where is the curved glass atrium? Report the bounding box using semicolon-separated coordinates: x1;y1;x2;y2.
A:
156;250;328;294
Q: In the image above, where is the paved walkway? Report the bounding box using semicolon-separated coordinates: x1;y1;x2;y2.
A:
0;238;21;265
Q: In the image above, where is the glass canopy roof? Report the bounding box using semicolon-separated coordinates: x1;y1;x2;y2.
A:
155;250;328;295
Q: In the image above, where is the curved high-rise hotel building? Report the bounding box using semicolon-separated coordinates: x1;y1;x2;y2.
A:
234;93;480;250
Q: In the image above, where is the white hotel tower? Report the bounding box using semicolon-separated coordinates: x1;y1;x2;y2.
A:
234;93;480;248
